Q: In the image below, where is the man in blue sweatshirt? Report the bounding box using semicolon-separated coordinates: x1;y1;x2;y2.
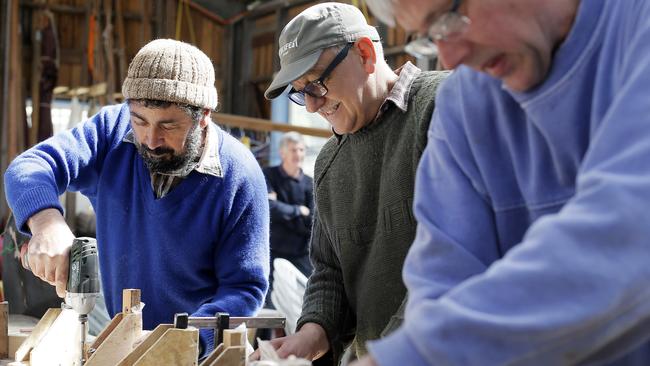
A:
4;39;269;355
351;0;650;365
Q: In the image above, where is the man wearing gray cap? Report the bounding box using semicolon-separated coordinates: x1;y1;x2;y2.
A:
258;3;447;364
4;39;269;356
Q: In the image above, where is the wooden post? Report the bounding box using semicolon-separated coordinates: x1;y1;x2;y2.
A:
29;4;44;148
114;0;128;83
122;289;141;314
102;0;116;104
0;301;8;359
7;0;25;162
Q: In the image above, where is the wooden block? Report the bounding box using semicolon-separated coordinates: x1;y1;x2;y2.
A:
1;302;8;359
122;289;141;314
9;334;29;357
85;313;142;366
204;346;246;366
14;308;62;362
8;314;39;346
30;308;81;366
115;324;171;366
222;329;245;348
133;328;198;366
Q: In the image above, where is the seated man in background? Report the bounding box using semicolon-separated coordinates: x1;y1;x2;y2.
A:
253;3;448;364
264;131;314;281
4;38;269;356
354;0;650;365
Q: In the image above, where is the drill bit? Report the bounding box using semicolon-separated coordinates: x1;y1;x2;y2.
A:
80;314;88;365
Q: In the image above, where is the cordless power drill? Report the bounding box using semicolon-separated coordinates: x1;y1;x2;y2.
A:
65;237;100;365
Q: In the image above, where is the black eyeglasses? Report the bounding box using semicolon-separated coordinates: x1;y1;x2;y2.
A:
288;42;354;106
404;0;470;58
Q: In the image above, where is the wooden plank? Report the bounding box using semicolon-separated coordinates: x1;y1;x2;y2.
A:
14;308;61;362
198;343;224;366
85;313;142;366
206;346;245;366
115;324;171;366
122;289;141;314
88;313;123;354
30;308;81;366
133;328;198;366
214;113;332;138
0;302;7;359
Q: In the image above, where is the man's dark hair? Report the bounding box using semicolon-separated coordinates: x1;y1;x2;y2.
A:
127;99;205;124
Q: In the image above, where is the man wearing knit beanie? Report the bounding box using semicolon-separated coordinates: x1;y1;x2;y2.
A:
252;3;447;364
4;39;270;357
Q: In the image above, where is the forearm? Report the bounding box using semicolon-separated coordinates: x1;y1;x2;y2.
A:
269;200;301;221
297;219;352;360
27;208;67;234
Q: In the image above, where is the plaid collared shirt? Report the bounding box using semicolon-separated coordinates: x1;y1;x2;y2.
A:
375;61;421;120
123;122;223;198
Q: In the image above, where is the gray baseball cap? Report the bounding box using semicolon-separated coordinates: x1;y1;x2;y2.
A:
264;2;380;100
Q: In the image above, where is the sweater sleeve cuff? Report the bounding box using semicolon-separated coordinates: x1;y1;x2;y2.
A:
297;314;342;361
367;327;429;366
12;186;63;235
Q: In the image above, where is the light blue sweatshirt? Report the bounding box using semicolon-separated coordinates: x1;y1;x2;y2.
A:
369;0;650;365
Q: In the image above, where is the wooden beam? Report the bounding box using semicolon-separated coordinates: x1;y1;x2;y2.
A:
21;2;148;21
102;0;116;104
29;5;44;148
7;0;24;162
214;113;332;138
115;324;172;366
0;302;8;359
84;313;142;366
131;328;198;366
114;0;128;82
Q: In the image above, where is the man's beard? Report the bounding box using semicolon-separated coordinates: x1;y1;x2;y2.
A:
137;123;203;174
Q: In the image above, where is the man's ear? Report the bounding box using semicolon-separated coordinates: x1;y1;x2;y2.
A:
200;109;210;128
354;37;377;74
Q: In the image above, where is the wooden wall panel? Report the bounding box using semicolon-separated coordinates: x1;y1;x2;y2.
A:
21;0;226;98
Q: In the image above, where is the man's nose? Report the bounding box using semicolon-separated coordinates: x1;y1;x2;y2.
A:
304;94;325;113
145;128;164;149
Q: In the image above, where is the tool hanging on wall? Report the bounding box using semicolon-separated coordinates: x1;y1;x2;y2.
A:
175;0;197;44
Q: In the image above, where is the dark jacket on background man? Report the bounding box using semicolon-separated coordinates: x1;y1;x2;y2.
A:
263;165;314;276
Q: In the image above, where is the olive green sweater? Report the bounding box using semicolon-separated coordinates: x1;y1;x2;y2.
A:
297;69;448;364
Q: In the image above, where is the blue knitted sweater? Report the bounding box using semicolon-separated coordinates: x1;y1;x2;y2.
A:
4;103;270;354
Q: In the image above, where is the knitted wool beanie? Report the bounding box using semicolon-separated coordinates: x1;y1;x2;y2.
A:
121;39;218;110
